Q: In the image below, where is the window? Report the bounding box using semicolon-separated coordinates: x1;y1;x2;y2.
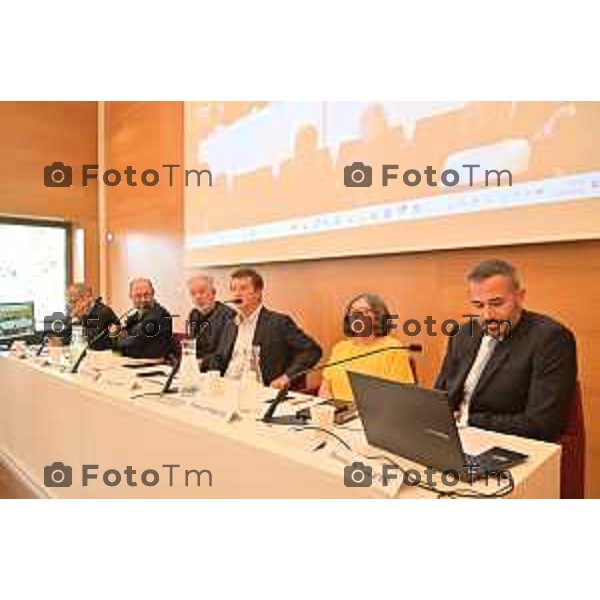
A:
0;218;70;329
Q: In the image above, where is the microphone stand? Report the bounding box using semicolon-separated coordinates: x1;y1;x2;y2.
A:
36;336;49;357
160;354;182;395
70;308;135;373
262;343;422;425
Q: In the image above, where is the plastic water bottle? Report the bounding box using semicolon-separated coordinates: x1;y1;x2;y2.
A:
69;325;87;368
240;345;263;386
180;338;200;396
234;345;262;414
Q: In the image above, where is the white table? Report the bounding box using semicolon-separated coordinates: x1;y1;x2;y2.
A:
0;354;561;498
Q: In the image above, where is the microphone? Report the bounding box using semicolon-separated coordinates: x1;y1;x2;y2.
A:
120;307;139;326
70;307;137;373
161;351;225;397
262;342;423;425
161;355;182;395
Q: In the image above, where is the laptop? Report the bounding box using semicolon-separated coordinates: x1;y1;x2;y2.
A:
347;371;527;480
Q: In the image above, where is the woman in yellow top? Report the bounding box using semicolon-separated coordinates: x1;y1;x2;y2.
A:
318;293;415;404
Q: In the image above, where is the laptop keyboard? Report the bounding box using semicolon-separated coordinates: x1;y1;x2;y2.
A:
464;453;480;466
462;453;493;480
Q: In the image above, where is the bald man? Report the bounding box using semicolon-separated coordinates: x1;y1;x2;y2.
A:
117;278;176;360
66;283;117;350
187;275;236;364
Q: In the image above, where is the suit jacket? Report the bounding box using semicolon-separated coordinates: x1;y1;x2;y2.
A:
82;299;118;351
435;310;577;441
203;307;322;386
188;301;236;360
52;299;116;349
119;302;176;360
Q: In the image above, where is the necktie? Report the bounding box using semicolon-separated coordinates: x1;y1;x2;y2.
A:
457;335;498;427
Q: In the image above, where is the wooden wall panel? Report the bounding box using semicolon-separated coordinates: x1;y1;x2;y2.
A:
104;101;184;316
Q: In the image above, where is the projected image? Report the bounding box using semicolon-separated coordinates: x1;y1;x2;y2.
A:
184;101;600;265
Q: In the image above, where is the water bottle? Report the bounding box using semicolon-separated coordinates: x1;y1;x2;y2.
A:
232;345;261;414
250;345;263;386
180;338;200;397
69;325;87;368
71;324;84;347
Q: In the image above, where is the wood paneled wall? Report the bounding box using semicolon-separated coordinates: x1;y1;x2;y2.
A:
103;101;600;498
103;101;184;314
0;101;99;289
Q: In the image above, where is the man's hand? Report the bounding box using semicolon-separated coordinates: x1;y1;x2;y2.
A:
270;374;291;390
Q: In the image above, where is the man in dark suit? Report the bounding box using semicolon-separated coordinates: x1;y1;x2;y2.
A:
187;274;236;363
203;268;322;389
66;283;118;350
435;259;577;442
117;278;176;361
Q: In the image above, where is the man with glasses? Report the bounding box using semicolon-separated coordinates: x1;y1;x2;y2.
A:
435;259;577;442
117;278;176;360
